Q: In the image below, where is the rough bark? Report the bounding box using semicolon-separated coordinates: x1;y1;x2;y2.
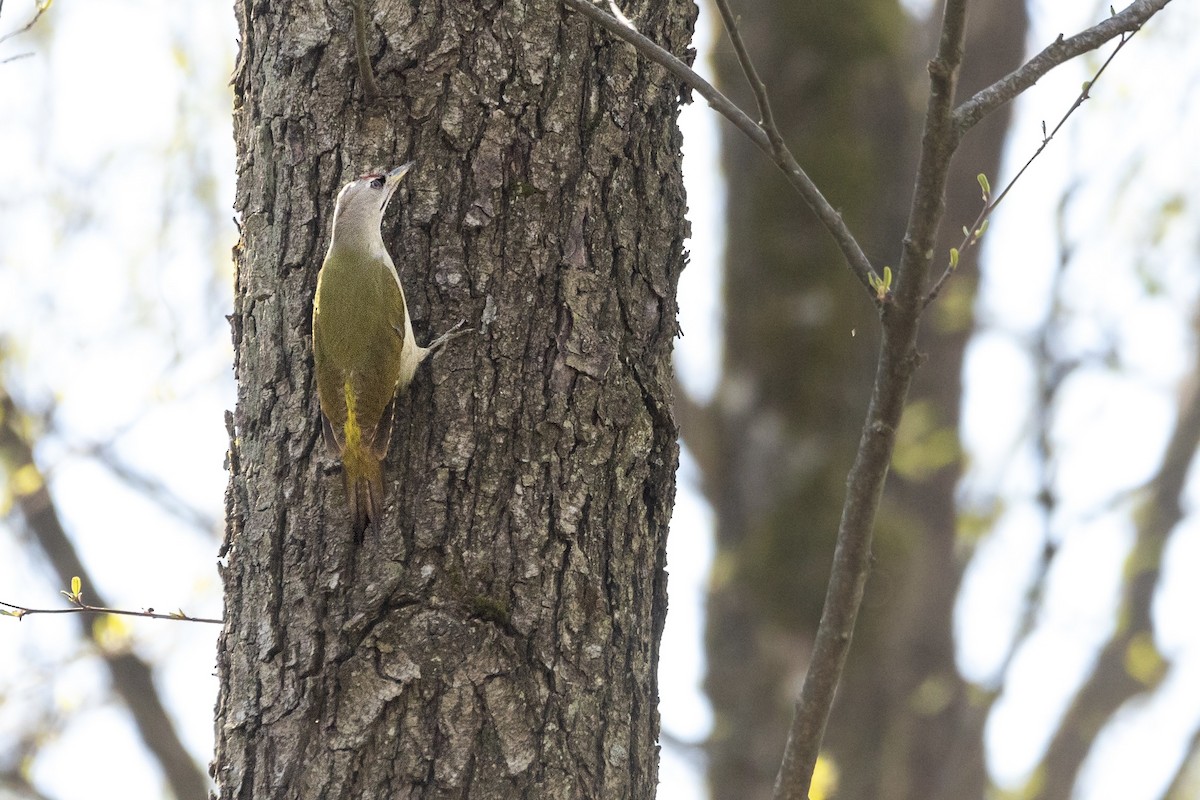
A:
699;2;1025;798
213;1;692;797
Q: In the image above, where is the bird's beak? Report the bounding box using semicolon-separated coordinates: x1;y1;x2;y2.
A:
385;162;414;193
374;162;414;212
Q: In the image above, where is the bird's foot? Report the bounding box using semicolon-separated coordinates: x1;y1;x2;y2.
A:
426;319;473;353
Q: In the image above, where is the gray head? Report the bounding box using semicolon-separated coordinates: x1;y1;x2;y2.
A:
330;162;413;245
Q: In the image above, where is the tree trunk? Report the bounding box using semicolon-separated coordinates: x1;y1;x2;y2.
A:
213;1;693;797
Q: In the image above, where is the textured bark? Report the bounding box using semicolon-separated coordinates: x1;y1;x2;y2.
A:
213;1;692;797
700;2;1025;799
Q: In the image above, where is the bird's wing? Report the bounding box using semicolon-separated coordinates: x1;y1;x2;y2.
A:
357;272;406;462
366;304;407;462
312;308;349;455
370;395;398;461
321;411;344;452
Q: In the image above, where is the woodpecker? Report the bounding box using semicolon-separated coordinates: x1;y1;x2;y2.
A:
312;162;466;532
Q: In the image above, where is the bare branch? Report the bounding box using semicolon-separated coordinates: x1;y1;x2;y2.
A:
926;28;1137;307
711;0;784;153
1;598;222;624
954;0;1173;135
0;0;49;47
771;1;973;797
561;0;876;294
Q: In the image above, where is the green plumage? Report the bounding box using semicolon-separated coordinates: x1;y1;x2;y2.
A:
313;243;407;521
313;166;414;533
313;163;468;533
314;244;406;444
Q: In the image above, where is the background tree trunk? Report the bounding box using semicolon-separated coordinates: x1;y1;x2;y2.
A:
698;2;1026;798
214;1;693;797
859;6;1028;799
699;3;913;796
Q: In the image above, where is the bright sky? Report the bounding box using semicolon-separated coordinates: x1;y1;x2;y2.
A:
1;1;1198;799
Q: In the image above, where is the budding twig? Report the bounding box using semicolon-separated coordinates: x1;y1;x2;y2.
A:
924;26;1139;308
1;577;222;624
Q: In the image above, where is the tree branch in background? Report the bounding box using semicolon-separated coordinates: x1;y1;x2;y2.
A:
2;575;222;623
77;439;221;532
925;27;1137;307
0;388;212;800
954;0;1172;135
0;769;58;800
1029;313;1200;799
1165;725;1200;798
0;0;50;63
0;0;50;45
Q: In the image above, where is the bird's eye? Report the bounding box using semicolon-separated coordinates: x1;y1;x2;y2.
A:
370;176;385;189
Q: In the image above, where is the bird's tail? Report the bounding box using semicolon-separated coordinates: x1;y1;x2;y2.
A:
342;441;384;535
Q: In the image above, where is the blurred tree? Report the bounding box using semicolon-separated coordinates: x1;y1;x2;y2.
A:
1;389;210;800
1028;335;1200;797
692;1;1200;799
694;1;1025;797
213;0;691;796
0;2;233;798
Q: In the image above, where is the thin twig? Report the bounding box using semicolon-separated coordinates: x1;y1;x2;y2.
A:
954;0;1172;135
711;0;784;153
1;598;222;624
561;0;876;293
348;0;380;100
924;29;1137;307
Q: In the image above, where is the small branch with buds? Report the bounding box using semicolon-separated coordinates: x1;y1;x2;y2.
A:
924;24;1139;307
1;576;222;624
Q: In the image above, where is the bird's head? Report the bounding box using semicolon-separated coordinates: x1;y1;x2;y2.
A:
330;162;413;243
